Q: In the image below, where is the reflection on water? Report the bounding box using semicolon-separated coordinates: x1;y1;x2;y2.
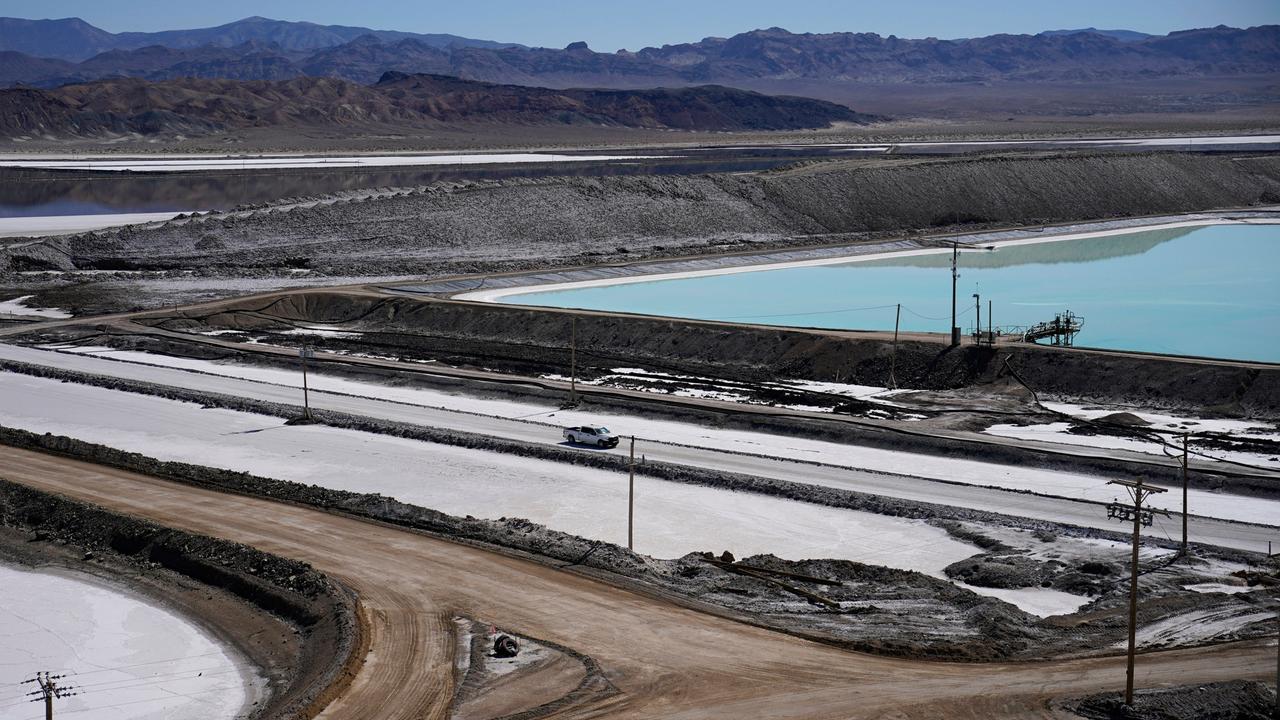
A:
504;224;1280;363
858;227;1195;269
0;147;847;218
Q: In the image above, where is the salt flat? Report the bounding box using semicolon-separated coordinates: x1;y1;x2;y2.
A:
39;345;1280;527
0;153;673;172
0;212;185;238
0;295;72;318
0;371;982;575
0;564;252;720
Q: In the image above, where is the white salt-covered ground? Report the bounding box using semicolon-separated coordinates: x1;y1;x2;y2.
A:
0;296;72;319
986;401;1280;470
960;585;1088;617
0;372;980;575
1124;607;1274;650
985;422;1280;471
0;212;185;238
0;153;673;172
1182;583;1253;595
0;564;254;720
38;346;1280;527
544;367;914;414
1043;401;1280;443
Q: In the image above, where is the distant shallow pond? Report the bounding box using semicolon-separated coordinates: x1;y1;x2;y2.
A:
499;223;1280;363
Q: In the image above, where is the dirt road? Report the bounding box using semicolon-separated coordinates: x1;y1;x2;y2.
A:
1;446;1270;719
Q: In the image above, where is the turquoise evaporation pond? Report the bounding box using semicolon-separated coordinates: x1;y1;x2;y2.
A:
501;224;1280;363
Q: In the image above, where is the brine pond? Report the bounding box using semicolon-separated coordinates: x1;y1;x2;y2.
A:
498;223;1280;363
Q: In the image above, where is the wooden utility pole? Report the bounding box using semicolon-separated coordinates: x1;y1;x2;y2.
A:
1181;433;1189;555
972;293;981;345
988;299;993;347
628;435;636;551
569;316;578;405
298;346;313;420
890;303;901;389
22;672;77;718
1106;478;1169;708
950;243;960;346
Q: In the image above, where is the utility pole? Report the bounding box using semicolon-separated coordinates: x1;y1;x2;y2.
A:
22;672;78;718
298;345;314;421
1181;433;1189;556
988;299;993;347
1106;478;1170;708
890;303;901;389
950;242;960;346
569;316;578;405
972;293;981;345
628;435;636;551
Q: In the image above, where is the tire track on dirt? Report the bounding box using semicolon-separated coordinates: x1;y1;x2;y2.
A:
0;446;1271;719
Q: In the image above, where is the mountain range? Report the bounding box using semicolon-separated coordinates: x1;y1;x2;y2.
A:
2;17;1276;91
0;15;519;62
0;72;876;138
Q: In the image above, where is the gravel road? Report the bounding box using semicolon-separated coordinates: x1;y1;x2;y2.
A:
1;446;1271;719
1;341;1275;552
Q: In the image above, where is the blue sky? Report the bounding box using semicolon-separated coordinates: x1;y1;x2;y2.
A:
9;0;1279;50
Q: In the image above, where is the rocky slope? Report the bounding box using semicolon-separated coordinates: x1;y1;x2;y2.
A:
0;72;871;138
6;153;1274;276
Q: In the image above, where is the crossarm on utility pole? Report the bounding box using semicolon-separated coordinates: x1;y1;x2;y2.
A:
1106;478;1168;708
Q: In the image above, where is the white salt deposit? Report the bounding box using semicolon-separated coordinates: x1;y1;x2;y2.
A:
0;295;72;319
0;564;255;719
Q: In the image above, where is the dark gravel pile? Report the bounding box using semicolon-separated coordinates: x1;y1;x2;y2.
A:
1061;680;1277;720
5;153;1278;276
0;478;333;618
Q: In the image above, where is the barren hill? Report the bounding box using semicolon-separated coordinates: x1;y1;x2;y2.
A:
0;73;874;139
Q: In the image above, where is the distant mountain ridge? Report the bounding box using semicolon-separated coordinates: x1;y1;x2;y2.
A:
1;19;1275;92
1037;28;1154;42
0;15;520;62
0;72;876;139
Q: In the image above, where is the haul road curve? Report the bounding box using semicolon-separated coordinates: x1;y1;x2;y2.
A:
0;446;1271;720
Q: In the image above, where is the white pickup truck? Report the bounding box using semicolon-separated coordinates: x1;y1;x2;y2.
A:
563;425;620;448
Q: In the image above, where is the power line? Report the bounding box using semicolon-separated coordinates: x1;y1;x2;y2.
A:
902;304;976;322
721;303;899;320
19;671;78;719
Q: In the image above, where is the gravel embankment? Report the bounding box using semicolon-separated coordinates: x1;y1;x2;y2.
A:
1059;680;1277;719
4;153;1278;276
165;287;1280;421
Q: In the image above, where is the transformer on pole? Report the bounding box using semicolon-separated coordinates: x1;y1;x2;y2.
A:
1105;478;1170;709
